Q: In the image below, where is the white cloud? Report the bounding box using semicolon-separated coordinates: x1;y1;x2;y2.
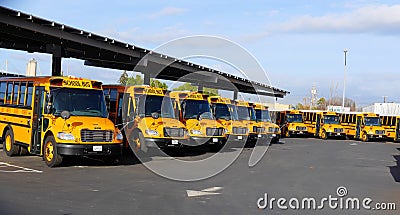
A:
271;4;400;34
148;7;187;19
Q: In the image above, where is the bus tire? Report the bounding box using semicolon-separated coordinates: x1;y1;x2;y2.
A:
4;129;19;156
19;146;29;156
362;133;369;142
130;131;148;153
321;130;327;140
43;136;63;167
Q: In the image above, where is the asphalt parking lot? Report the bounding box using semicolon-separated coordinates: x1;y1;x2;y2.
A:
1;138;399;215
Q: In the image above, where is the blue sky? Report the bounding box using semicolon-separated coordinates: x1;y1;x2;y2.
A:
1;0;400;107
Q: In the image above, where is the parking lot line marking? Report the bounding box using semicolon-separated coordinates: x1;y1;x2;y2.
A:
186;186;223;197
0;162;42;173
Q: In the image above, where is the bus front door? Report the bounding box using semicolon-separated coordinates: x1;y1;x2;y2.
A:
315;114;321;137
30;87;45;155
396;118;400;142
356;116;362;139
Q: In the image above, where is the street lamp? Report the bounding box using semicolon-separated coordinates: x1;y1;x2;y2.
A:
342;49;348;110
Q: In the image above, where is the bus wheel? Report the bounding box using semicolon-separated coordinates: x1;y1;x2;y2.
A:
4;130;19;156
44;136;63;167
130;132;147;153
321;131;327;140
362;133;369;142
19;146;29;155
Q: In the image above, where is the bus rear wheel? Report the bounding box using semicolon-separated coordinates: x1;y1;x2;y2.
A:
44;136;63;167
4;130;19;156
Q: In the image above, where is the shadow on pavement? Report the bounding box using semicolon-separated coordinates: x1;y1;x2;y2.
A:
389;148;400;182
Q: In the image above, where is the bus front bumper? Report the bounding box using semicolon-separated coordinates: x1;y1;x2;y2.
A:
57;143;122;156
144;138;189;149
190;136;226;146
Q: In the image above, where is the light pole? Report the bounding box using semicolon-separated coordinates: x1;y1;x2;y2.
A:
342;49;348;110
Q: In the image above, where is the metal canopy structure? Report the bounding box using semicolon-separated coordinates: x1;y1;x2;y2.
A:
0;6;289;98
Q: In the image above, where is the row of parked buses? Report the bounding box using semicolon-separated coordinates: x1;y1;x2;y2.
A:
271;109;398;142
0;76;281;167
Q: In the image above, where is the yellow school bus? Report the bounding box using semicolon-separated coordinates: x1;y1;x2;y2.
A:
340;112;386;141
169;91;226;149
253;103;280;143
208;96;248;143
233;100;269;145
380;115;400;142
276;110;308;137
303;111;346;139
0;76;123;167
103;85;189;151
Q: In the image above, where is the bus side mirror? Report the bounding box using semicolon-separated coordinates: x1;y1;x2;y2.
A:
61;110;71;120
151;112;159;119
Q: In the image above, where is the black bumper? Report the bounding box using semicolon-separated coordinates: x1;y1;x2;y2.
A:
190;136;226;146
144;138;189;148
327;132;346;138
57;143;122;156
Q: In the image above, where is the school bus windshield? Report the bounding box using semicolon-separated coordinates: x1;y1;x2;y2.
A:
323;115;340;124
51;88;107;117
213;103;236;120
182;99;213;119
137;95;175;118
287;114;302;123
237;106;250;120
255;110;272;122
365;117;381;126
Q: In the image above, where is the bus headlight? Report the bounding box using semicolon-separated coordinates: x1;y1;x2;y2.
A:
191;129;203;135
146;129;159;136
116;132;124;140
224;129;229;134
57;132;75;141
368;130;374;135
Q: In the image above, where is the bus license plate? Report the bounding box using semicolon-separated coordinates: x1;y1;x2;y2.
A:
299;132;303;134
379;135;382;138
93;146;102;152
172;140;178;145
272;134;276;137
258;134;262;138
213;138;218;143
238;136;243;140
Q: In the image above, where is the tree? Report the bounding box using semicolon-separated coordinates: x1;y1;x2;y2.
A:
118;72;168;90
172;83;218;96
118;70;128;85
317;97;327;110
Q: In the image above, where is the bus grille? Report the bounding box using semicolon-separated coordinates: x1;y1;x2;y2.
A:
375;130;385;135
206;128;224;136
164;128;185;137
268;127;274;133
296;126;307;131
80;130;113;142
233;127;247;135
253;126;265;133
334;128;344;133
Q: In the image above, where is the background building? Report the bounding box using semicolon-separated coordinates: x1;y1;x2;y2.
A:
362;103;400;115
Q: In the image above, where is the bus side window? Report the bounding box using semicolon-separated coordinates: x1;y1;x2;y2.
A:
109;89;118;112
19;82;27;106
12;82;20;105
0;82;6;104
6;82;13;104
26;82;34;107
